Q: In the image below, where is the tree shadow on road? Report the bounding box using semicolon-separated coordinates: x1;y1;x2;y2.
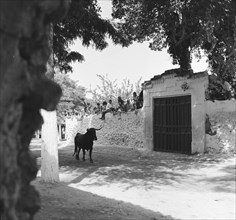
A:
33;178;177;220
30;144;236;194
197;164;236;194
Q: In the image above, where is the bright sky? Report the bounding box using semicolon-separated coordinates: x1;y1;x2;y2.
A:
69;0;208;90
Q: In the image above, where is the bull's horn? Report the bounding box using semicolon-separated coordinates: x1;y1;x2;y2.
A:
95;124;104;130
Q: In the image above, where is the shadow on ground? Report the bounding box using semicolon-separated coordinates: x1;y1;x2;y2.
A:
30;143;236;220
30;144;236;193
33;178;176;220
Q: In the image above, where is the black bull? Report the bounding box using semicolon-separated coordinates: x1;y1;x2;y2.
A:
73;127;102;163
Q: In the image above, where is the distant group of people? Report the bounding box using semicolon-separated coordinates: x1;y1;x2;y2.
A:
93;90;143;120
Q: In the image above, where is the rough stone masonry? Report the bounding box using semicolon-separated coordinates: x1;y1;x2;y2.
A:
0;1;69;219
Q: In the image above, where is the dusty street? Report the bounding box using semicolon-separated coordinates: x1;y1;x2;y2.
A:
31;143;236;220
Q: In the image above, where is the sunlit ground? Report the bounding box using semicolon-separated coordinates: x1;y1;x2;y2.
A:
67;161;235;220
33;142;236;220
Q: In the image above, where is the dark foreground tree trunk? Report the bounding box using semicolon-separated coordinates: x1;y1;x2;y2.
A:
0;1;69;220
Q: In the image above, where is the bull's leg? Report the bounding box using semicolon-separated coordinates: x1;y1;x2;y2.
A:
89;149;93;163
82;149;86;161
76;147;81;160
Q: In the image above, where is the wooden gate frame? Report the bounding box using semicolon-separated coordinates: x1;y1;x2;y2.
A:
142;70;208;154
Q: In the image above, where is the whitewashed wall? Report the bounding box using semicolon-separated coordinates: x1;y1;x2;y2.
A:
63;110;144;148
206;100;236;114
65;115;94;145
142;72;208;153
205;100;236;155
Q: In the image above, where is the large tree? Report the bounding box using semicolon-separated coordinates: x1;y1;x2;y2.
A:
112;0;236;81
40;25;60;182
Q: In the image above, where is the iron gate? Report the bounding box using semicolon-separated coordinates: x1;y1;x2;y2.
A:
153;95;192;154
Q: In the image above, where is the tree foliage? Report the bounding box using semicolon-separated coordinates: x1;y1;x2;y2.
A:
53;0;130;73
89;74;142;105
112;0;236;98
112;0;235;72
54;73;86;123
203;0;236;97
206;74;234;101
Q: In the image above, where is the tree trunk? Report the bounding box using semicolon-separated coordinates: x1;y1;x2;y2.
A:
0;1;69;219
40;24;60;182
58;124;62;141
41;110;59;182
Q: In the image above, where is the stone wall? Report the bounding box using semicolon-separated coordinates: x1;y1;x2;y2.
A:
65;115;94;145
63;103;234;156
206;111;236;155
65;111;145;149
95;111;144;148
205;100;236;155
206;100;236;114
0;1;69;219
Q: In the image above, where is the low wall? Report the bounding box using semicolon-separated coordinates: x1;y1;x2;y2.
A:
93;110;144;148
206;111;236;155
206;99;235;114
205;99;235;155
65;115;94;145
65;110;145;148
64;100;235;155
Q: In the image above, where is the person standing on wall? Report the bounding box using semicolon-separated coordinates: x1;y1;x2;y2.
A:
100;101;107;120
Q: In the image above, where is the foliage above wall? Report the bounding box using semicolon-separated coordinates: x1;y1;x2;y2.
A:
206;74;234;101
88;74;142;105
112;0;236;88
54;73;86;123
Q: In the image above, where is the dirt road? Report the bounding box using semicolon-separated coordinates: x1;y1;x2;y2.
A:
31;143;236;220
